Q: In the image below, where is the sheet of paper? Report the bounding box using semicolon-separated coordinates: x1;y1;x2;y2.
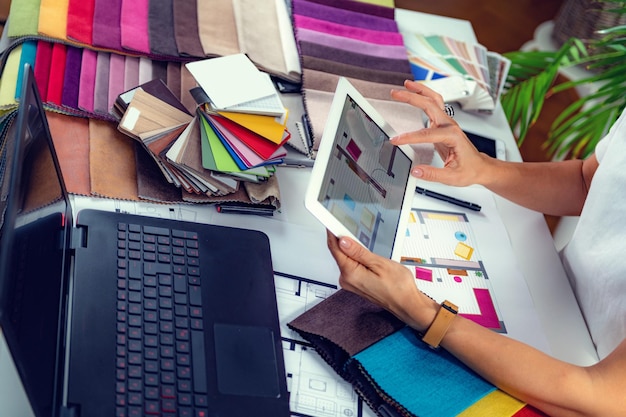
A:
409;182;552;354
185;53;276;109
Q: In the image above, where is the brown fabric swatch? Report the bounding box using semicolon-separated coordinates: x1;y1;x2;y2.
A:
89;119;139;200
46;111;91;196
302;68;404;101
302;55;410;86
180;65;199;114
134;141;183;202
166;61;182;102
173;0;205;57
288;289;405;357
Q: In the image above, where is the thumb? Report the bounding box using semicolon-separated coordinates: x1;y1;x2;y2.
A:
337;237;371;263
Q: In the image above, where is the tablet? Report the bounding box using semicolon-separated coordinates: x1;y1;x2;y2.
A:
304;77;418;261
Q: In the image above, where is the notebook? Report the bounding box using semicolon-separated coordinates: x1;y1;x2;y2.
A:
0;64;290;417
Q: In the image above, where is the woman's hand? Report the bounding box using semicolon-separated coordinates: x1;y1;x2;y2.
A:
326;230;438;331
390;80;496;187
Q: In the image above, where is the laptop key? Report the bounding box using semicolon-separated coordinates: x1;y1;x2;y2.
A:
191;330;208;393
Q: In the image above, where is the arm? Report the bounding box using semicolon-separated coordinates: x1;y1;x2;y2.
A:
389;80;599;216
327;232;626;417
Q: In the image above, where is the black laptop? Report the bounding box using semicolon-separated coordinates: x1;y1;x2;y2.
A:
0;64;290;417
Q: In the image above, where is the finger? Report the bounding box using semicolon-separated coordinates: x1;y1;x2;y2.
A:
403;80;445;108
390;123;459;146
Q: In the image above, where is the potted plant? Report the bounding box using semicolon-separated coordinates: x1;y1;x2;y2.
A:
501;0;626;159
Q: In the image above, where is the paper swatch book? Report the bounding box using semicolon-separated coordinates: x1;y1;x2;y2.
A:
185;53;286;117
288;290;549;417
402;33;510;113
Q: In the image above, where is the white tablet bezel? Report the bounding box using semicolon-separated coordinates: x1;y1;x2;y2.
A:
304;77;418;261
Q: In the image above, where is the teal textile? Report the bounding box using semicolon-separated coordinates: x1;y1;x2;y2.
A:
353;327;495;417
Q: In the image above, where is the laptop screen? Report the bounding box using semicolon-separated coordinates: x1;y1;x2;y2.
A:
0;64;73;417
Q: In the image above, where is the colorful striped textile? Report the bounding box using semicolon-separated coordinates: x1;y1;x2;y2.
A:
5;0;299;82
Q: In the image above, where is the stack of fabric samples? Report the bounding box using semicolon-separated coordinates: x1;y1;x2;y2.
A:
114;68;288;209
290;0;434;166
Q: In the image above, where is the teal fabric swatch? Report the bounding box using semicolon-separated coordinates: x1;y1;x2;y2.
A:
353;327;495;417
16;41;38;100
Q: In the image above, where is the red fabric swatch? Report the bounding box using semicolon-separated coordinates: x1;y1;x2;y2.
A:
67;0;96;44
34;41;53;101
47;43;68;106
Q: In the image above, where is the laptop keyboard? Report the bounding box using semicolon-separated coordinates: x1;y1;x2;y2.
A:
115;222;209;417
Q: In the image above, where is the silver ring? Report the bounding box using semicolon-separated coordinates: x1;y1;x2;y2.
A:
444;103;454;118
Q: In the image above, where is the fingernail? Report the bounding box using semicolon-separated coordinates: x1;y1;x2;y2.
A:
389;136;399;143
412;168;423;177
339;238;351;249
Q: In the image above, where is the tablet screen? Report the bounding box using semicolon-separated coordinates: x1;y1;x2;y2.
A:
316;94;413;258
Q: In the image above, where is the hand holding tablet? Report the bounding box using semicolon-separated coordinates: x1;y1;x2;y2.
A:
304;78;418;261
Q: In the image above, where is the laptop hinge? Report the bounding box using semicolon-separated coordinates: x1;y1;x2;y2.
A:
69;226;87;250
59;405;80;417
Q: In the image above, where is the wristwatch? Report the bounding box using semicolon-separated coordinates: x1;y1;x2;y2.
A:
422;300;458;349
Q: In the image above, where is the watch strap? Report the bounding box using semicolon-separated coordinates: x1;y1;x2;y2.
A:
422;300;458;348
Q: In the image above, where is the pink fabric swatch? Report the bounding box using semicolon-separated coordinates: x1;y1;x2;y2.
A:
296;28;408;60
108;53;126;112
294;15;404;45
120;0;150;54
124;56;140;91
78;49;98;113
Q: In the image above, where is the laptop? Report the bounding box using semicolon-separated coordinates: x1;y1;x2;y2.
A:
0;64;290;417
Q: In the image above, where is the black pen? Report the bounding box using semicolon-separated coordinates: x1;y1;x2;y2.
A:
415;186;482;212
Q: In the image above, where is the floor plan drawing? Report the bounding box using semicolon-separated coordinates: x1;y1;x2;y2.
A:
274;272;376;417
401;208;507;333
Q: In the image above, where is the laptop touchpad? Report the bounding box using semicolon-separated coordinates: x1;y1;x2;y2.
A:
213;323;281;398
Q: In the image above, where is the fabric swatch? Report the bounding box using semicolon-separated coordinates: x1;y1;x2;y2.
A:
47;111;91;196
6;0;41;37
46;42;68;106
61;46;83;109
138;57;153;85
299;40;411;73
92;52;111;115
33;41;53;101
38;0;69;40
123;56;140;91
292;0;398;32
148;0;179;57
16;41;37;100
120;0;150;54
89;118;139;200
303;0;394;19
301;55;411;85
107;53;126;114
302;68;403;100
166;62;182;102
196;0;240;57
354;327;495;417
92;0;123;50
0;47;22;109
297;27;409;60
66;0;95;44
294;15;404;45
77;48;98;113
173;0;205;57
